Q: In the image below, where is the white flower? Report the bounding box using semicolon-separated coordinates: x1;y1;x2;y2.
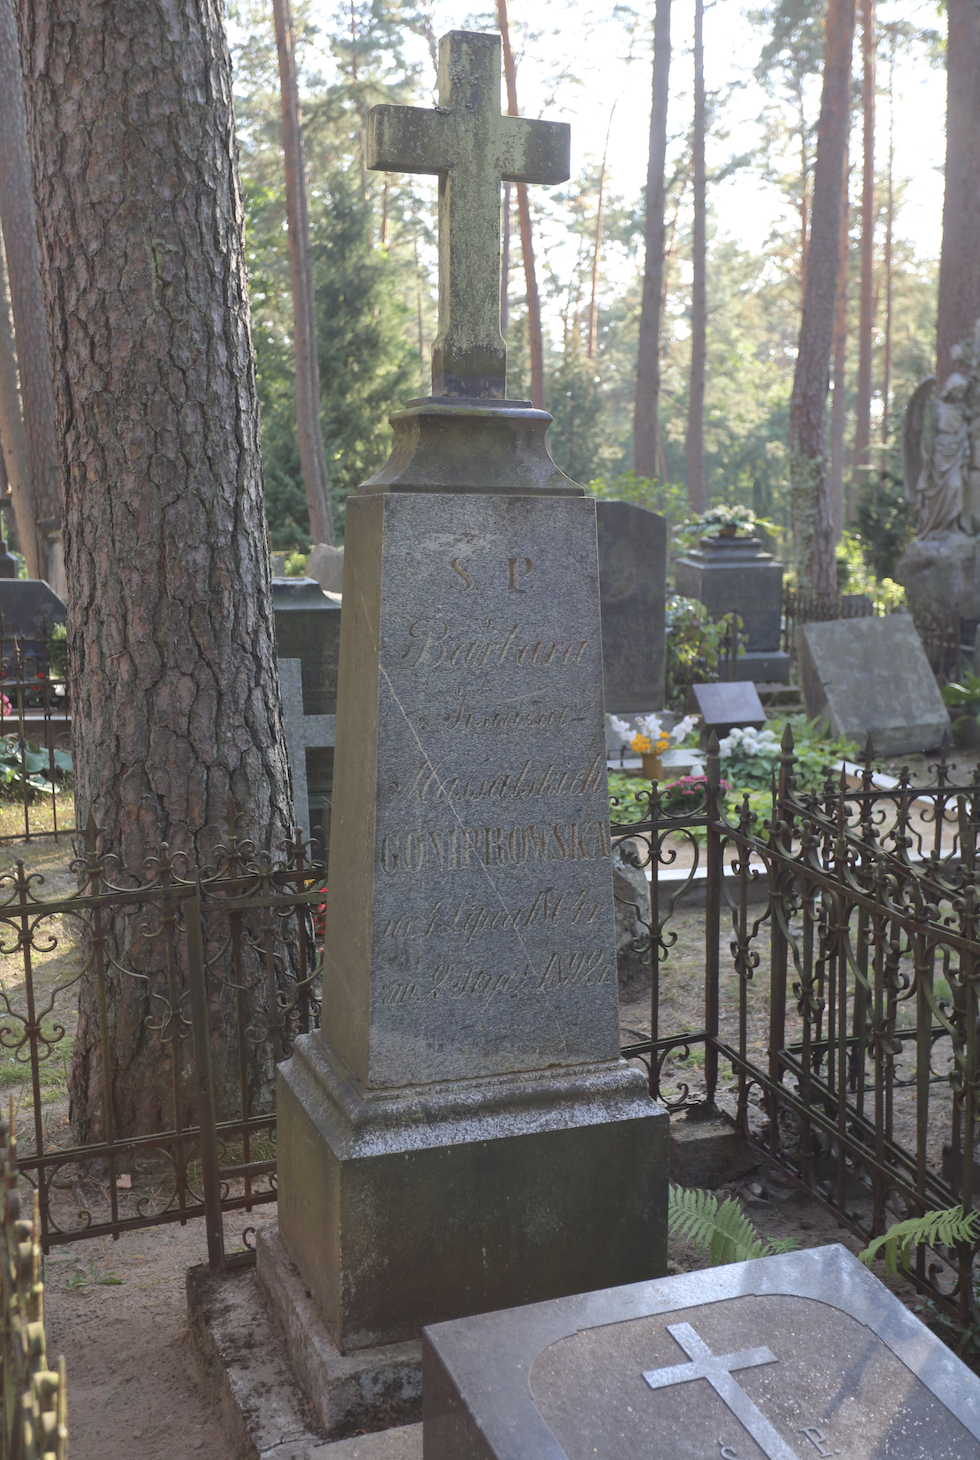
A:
608;715;632;744
717;735;734;757
741;737;760;755
638;712;663;741
670;713;699;745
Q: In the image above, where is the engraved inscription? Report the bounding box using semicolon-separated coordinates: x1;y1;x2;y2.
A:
507;556;534;590
379;821;610;873
402;752;605;803
399;619;590;670
380;889;604;943
449;557;475;589
377;947;613;1008
443;686;581;732
800;1429;836;1457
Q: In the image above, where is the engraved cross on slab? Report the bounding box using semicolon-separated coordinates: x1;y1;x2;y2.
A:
643;1323;801;1460
366;30;570;399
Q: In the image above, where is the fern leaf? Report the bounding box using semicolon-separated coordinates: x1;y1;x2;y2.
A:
859;1206;979;1279
668;1184;796;1267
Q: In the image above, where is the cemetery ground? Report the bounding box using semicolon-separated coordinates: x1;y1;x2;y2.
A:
0;753;972;1460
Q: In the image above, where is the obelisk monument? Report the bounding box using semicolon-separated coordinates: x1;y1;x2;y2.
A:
276;29;668;1358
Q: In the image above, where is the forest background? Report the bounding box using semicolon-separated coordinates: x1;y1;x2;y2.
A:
232;0;943;582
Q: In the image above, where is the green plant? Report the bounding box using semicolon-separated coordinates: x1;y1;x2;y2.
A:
859;1206;978;1279
673;504;778;551
0;737;72;799
663;596;744;715
668;1184;797;1266
941;674;980;744
65;1259;124;1291
284;550;308;577
48;623;68;678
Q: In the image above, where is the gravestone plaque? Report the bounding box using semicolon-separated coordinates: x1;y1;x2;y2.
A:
798;616;949;755
595;500;667;713
691;681;767;742
423;1245;980;1460
675;534;789;682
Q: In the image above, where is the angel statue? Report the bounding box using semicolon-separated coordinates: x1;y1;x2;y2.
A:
903;370;971;538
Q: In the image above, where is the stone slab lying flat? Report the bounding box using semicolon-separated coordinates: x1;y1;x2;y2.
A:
309;1426;422;1460
423;1244;980;1460
798;615;950;755
255;1224;422;1440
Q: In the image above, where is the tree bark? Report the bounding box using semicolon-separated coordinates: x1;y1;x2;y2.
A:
829;142;849;537
789;0;856;592
497;0;546;410
0;235;35;574
937;0;980;381
880;25;895;450
0;0;60;577
272;0;334;546
686;0;707;514
634;0;671;480
15;0;293;1139
851;0;875;516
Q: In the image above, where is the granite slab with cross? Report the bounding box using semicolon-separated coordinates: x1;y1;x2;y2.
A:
275;24;668;1416
422;1245;980;1460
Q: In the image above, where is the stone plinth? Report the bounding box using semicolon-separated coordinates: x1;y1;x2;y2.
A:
674;534;789;682
277;490;667;1354
897;530;980;622
798;615;950;755
595;500;667;714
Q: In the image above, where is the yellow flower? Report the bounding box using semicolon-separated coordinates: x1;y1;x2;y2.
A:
631;733;652;753
656;734;670;753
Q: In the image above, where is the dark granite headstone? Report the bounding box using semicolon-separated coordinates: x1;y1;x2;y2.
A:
674;533;789;682
595;500;667;713
691;680;767;741
0;580;66;644
272;577;342;843
423;1245;980;1460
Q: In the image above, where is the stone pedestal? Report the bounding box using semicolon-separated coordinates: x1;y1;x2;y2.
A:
595;500;667;714
897;530;980;622
277;489;668;1357
674;533;789;682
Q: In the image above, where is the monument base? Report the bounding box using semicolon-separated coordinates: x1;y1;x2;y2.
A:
277;1033;669;1354
897;530;980;621
732;649;790;682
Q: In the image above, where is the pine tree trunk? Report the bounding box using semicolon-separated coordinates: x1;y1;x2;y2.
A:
686;0;707;514
634;0;671;480
272;0;334;546
0;236;35;574
851;0;875;517
497;0;546;410
789;0;856;593
0;0;60;577
830;143;849;536
15;0;293;1139
880;28;895;449
937;0;980;381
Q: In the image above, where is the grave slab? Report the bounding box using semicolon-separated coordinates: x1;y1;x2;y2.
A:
595;500;667;713
279;658;335;838
798;616;949;755
423;1244;980;1460
0;579;66;644
690;681;767;741
273;578;342;841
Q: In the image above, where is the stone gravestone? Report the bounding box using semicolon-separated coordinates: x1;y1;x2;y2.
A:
675;532;790;682
595;500;667;714
691;680;767;743
273;28;667;1433
423;1244;980;1460
0;580;66;644
798;616;949;755
272;577;341;843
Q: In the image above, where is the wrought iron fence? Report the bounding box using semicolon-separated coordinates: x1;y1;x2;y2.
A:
0;611;72;844
0;808;324;1270
612;731;980;1327
0;1105;67;1460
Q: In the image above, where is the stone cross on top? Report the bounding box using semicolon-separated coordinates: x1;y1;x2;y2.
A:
367;31;570;400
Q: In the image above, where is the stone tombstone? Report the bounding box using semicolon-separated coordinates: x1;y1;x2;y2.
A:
276;27;667;1387
423;1245;980;1460
307;543;345;595
798;616;949;756
0;580;66;649
674;533;790;682
595;500;667;713
272;578;341;840
690;681;767;743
